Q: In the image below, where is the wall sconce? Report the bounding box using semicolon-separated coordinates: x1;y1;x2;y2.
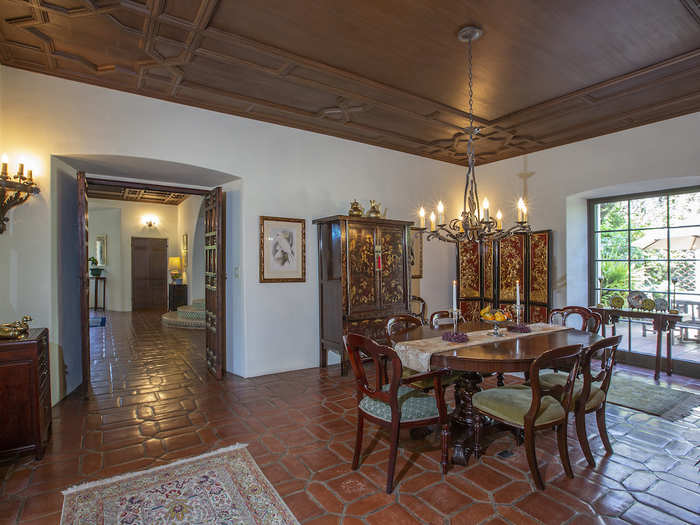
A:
142;214;159;228
0;153;40;234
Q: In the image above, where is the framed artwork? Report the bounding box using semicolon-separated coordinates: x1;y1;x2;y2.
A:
259;216;306;282
95;234;107;266
409;227;423;279
181;233;189;268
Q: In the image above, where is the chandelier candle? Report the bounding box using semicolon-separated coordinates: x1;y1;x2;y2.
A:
430;211;436;232
496;210;503;230
437;201;445;225
418;207;426;229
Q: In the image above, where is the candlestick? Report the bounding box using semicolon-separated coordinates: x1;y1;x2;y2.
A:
496;209;503;230
437;201;445;225
452;279;457;313
430;211;436;231
482;197;489;222
516;279;521;307
418;206;426;229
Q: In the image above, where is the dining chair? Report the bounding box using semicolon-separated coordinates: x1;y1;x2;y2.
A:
430;310;463;328
538;335;622;467
410;295;427;325
472;344;583;490
385;314;461;391
344;333;451;493
549;306;602;334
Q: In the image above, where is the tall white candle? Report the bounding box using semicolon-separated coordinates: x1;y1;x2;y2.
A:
430;211;436;232
452;280;457;312
418;207;426;229
437;201;445;225
516;279;520;307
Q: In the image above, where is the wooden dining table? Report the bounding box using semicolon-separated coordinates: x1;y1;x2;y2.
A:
393;321;604;465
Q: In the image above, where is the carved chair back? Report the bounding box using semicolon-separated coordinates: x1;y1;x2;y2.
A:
549;306;602;334
526;344;583;427
578;335;622;405
429;310;463;328
410;295;427;324
344;333;402;410
385;314;423;345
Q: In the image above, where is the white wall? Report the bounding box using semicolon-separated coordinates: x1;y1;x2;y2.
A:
0;66;462;396
177;195;205;303
475;117;700;308
88;198;180;311
2;65;697;397
87;207;121;309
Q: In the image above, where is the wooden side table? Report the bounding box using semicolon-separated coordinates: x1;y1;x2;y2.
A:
91;276;106;311
169;283;188;311
590;306;681;380
0;328;51;459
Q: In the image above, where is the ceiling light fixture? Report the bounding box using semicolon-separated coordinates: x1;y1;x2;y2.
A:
416;26;531;244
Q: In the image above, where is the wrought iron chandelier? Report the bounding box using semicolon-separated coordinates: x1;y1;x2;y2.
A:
416;26;531;244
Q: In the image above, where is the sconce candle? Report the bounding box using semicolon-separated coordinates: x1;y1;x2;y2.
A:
429;211;436;232
437;201;445;225
517;198;527;223
418;206;426;229
16;158;24;181
1;154;7;179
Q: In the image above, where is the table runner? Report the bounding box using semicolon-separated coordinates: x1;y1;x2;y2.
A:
394;323;571;372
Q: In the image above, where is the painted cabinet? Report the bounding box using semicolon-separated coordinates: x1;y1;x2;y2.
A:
314;215;412;375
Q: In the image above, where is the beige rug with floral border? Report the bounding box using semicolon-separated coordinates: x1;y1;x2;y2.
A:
60;444;299;525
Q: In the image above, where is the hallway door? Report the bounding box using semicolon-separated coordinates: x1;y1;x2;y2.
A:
77;171;90;392
131;238;168;311
205;187;226;379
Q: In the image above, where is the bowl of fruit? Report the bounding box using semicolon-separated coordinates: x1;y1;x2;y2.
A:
480;306;513;337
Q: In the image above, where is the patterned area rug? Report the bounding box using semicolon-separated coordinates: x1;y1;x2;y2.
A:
606;374;700;421
60;444;299;525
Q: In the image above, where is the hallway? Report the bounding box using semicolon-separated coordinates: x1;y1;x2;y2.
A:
0;311;699;524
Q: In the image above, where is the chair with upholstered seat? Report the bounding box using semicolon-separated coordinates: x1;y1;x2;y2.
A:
344;333;451;493
537;335;621;467
429;310;463;328
549;306;602;334
410;295;427;325
385;314;462;392
472;344;583;490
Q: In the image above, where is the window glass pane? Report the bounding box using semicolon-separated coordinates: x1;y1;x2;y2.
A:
630;260;668;294
597;231;628;260
599;260;628;293
630;228;668;260
670;260;698;294
673;294;700;320
628;318;655;357
596;201;627;231
669;191;700;227
668;226;700;260
630;195;667;229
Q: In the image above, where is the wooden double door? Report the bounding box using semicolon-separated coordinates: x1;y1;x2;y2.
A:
131;237;168;311
77;173;228;384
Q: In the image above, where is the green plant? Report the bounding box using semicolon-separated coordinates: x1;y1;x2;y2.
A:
88;256;98;267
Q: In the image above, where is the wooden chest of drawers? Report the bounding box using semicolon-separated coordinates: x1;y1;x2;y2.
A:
0;328;51;459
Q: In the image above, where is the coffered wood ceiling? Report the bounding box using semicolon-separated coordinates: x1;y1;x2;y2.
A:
1;1;699;166
87;180;188;205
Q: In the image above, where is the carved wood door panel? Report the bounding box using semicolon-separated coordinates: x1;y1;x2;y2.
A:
346;222;380;317
77;171;90;391
377;225;408;312
204;187;226;379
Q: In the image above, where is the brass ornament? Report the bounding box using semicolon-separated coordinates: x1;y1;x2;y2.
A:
366;200;382;218
0;315;32;339
348;199;364;217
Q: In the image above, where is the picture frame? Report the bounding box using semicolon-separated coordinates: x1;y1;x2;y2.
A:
95;234;107;266
181;233;189;268
410;227;423;279
259;216;306;283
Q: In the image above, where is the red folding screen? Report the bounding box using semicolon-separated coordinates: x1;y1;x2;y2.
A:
458;230;552;322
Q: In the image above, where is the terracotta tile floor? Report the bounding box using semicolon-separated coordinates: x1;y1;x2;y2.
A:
1;311;699;524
